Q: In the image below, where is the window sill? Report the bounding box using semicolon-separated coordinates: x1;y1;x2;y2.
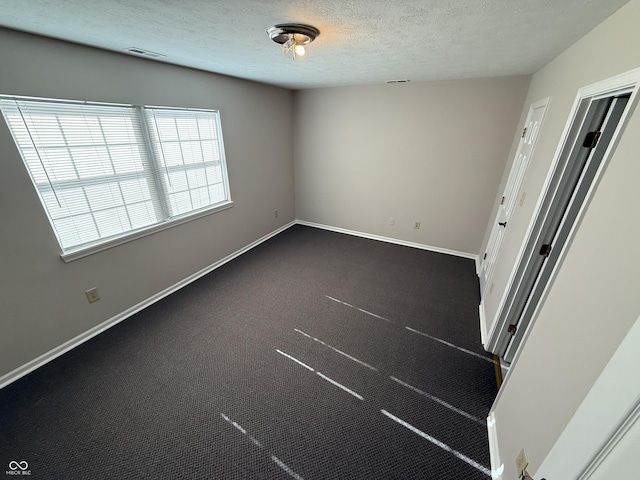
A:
60;200;234;263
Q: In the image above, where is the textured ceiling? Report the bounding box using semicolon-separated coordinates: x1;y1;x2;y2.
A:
0;0;630;90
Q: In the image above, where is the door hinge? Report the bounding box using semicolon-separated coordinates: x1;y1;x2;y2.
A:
522;127;527;139
582;131;601;149
539;243;552;258
483;253;487;260
507;324;517;335
500;196;505;205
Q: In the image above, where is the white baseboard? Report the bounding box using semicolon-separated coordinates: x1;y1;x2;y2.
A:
0;221;296;390
487;412;504;479
1;219;477;389
296;220;479;261
479;301;488;347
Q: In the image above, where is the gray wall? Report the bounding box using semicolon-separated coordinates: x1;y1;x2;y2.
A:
482;0;640;477
6;5;639;475
293;77;530;255
0;29;295;378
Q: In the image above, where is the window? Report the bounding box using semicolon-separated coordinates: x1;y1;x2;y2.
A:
0;96;232;260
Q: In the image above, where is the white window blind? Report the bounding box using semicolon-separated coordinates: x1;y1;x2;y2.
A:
0;96;231;259
145;107;229;217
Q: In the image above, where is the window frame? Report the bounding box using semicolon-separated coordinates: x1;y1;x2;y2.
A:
0;95;233;262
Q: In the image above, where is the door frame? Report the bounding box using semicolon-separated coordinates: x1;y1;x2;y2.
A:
488;316;640;480
485;67;640;360
534;315;640;479
501;94;629;362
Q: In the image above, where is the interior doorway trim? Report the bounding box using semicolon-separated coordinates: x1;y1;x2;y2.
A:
485;67;640;367
534;315;640;479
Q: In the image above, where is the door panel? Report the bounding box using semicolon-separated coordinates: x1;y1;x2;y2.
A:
479;99;548;296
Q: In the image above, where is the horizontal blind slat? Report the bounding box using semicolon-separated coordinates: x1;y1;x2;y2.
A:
0;96;231;256
0;97;163;251
145;107;229;218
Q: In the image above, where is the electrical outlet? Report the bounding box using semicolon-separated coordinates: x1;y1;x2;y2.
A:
274;209;279;218
85;287;100;304
414;221;421;229
515;448;529;475
389;217;395;225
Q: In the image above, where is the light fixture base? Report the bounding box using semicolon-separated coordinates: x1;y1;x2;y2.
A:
267;23;320;46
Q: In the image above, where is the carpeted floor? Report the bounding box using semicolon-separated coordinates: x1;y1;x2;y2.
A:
0;225;497;479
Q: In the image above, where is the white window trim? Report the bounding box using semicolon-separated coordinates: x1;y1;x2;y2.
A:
0;95;234;262
61;199;233;262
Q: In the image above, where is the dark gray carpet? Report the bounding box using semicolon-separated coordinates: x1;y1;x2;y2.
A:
0;225;496;479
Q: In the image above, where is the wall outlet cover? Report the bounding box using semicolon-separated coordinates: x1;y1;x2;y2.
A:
85;287;100;303
515;448;529;474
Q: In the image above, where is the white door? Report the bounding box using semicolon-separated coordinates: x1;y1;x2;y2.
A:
479;98;549;297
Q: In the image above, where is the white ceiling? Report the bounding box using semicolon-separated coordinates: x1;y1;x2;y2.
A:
0;0;630;90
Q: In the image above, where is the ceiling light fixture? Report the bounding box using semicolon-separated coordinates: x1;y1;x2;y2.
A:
267;23;320;60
